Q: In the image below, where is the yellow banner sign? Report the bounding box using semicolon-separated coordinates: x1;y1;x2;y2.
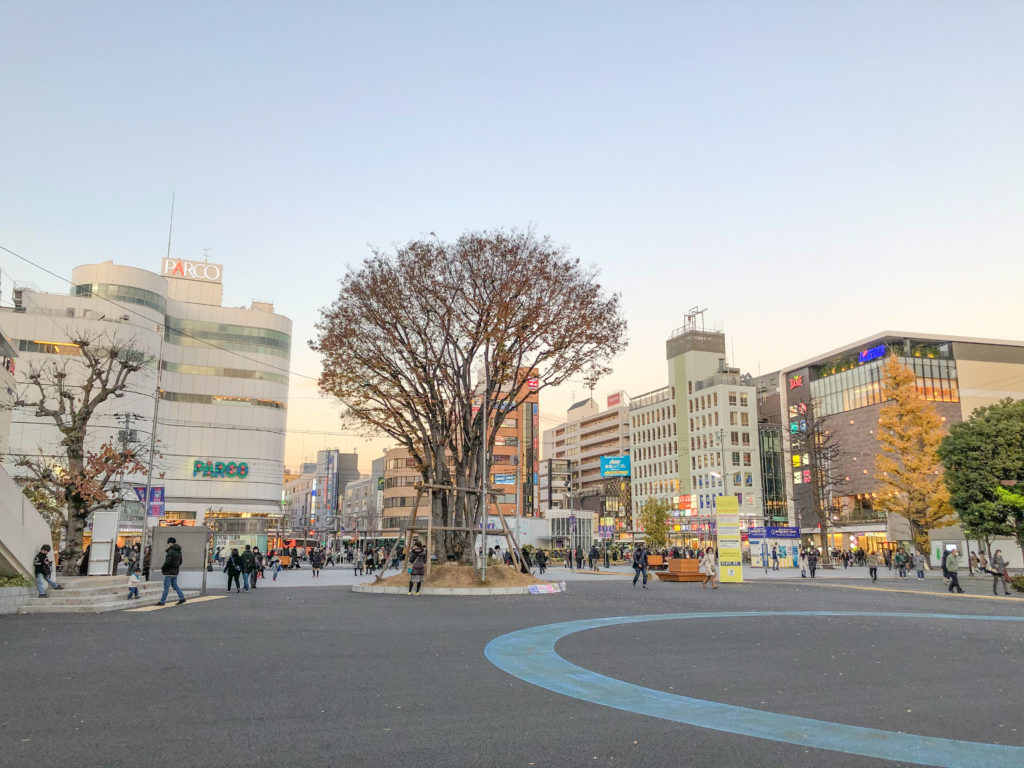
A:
716;496;743;583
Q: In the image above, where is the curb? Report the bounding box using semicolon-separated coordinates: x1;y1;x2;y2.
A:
352;584;566;596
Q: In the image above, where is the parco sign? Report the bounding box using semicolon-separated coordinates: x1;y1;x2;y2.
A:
193;459;249;478
162;258;223;284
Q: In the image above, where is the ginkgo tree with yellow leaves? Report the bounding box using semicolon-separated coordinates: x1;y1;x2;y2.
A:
873;355;954;556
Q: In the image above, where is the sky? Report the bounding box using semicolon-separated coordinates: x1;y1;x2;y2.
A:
2;1;1023;473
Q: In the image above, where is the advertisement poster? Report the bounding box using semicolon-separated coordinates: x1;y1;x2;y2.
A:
715;496;743;583
599;455;631;477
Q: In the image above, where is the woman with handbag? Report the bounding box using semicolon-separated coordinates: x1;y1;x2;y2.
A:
407;540;427;596
224;548;243;593
700;546;718;589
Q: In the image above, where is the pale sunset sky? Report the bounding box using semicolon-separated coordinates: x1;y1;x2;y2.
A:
2;2;1022;472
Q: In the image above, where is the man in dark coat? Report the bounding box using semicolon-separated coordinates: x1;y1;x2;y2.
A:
33;544;64;597
157;537;186;606
240;545;258;591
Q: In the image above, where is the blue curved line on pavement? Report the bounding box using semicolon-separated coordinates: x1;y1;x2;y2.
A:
484;611;1024;768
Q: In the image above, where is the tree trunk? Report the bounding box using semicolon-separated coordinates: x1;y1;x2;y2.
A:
61;511;86;575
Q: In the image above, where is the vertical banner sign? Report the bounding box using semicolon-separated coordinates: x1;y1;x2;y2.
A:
134;486;165;518
715;496;743;583
532;404;540;515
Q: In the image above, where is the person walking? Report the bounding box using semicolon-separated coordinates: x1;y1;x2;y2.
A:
33;545;64;598
239;545;258;591
225;548;243;592
407;539;426;595
912;550;926;580
868;550;881;582
700;546;718;589
574;547;583;570
978;551;989;573
946;548;965;594
969;551;979;574
127;566;143;600
156;537;186;606
588;545;600;571
990;550;1011;596
142;545;152;581
770;545;779;571
632;545;649;589
310;547;324;578
536;549;548;575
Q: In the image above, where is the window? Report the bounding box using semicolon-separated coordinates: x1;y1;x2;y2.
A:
714;412;719;426
728;392;737;406
730;431;739;445
740;413;749;426
729;412;737;426
742;433;750;446
713;393;718;406
744;473;753;487
743;452;752;466
731;451;740;465
740;393;749;407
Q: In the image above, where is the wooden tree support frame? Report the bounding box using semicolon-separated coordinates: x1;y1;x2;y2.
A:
368;481;530;583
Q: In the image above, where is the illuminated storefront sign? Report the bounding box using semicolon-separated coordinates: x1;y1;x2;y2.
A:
162;258;223;284
192;459;249;478
858;344;887;363
788;375;803;390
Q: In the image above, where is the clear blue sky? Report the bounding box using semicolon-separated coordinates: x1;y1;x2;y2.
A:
2;2;1023;470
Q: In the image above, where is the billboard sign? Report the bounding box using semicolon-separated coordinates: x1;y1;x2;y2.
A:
607;393;621;408
715;496;743;583
493;473;515;485
162;258;223;284
600;455;631;477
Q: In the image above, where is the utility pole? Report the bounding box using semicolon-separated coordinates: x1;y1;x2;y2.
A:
114;412;143;571
139;323;165;581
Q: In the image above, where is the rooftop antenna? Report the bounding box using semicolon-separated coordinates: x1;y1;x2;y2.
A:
202;247;211;262
165;193;175;261
684;306;707;333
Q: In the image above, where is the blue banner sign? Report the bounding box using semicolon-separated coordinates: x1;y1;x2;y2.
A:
858;345;887;363
600;455;631;477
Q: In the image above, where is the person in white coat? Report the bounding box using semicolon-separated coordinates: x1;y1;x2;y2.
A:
700;546;718;589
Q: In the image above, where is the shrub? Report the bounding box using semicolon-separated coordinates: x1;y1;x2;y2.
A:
0;575;32;588
1010;573;1024;594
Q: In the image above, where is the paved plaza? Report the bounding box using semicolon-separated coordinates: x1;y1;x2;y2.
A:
2;574;1022;768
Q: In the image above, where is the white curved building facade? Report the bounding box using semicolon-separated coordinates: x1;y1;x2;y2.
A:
1;258;291;532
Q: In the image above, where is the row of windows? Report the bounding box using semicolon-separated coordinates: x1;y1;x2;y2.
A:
691;412;720;430
691;452;722;470
635;422;677;444
159;391;287;409
17;339;81;356
637;443;674;462
384;476;419;489
635;459;679;479
165;317;291;358
688;391;749;413
633;478;680;498
161;361;289;386
72;283;166;314
631;404;676;428
730;451;754;467
809;357;959;417
693;473;755;489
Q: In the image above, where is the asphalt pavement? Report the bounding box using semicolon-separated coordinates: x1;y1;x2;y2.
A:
1;571;1022;768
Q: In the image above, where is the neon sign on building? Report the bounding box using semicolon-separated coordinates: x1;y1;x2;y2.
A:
192;459;249;478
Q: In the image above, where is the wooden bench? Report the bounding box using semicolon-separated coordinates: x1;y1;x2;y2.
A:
655;558;704;582
646;554;668;571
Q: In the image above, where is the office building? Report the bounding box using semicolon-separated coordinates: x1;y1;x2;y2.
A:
1;258;291;547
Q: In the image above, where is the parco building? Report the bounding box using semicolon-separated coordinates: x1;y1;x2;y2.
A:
1;258;292;542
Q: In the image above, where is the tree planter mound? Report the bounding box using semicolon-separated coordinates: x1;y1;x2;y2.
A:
375;563;546;589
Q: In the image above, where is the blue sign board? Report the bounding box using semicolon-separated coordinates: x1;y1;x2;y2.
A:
858;345;887;363
493;473;515;485
599;455;631;477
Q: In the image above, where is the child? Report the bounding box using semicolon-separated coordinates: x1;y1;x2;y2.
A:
127;566;143;600
272;555;282;581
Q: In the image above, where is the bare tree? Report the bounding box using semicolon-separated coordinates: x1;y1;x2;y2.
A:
312;228;627;564
14;332;150;570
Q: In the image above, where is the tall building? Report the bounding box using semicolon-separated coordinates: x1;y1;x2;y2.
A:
630;312;762;546
1;258;291;546
309;449;360;542
777;332;1024;552
541;391;632;539
342;456;386;539
378;385;540;539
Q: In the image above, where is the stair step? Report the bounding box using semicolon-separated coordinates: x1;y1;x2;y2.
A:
19;590;201;614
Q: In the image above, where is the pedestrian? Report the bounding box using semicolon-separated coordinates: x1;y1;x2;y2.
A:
946;548;965;594
771;545;779;571
894;549;908;579
536;549;548;575
127;565;142;600
239;545;258;591
574;547;583;570
112;544;122;576
310;547;324;578
969;551;979;574
354;555;363;576
364;547;375;574
156;537;186;606
142;545;152;580
990;550;1011;596
407;539;426;595
225;548;243;592
33;544;64;598
912;550;926;580
632;545;649;589
588;545;600;571
214;546;223;565
271;551;282;581
78;543;91;576
807;547;819;578
253;547;265;580
868;551;880;582
700;546;718;589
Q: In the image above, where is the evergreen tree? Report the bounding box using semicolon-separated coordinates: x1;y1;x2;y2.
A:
874;355;954;553
938;398;1024;554
638;497;671;551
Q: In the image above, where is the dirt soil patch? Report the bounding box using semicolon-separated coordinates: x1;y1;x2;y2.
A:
376;563;548;588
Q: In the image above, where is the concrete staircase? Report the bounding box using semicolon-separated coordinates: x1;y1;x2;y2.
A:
18;575;200;614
